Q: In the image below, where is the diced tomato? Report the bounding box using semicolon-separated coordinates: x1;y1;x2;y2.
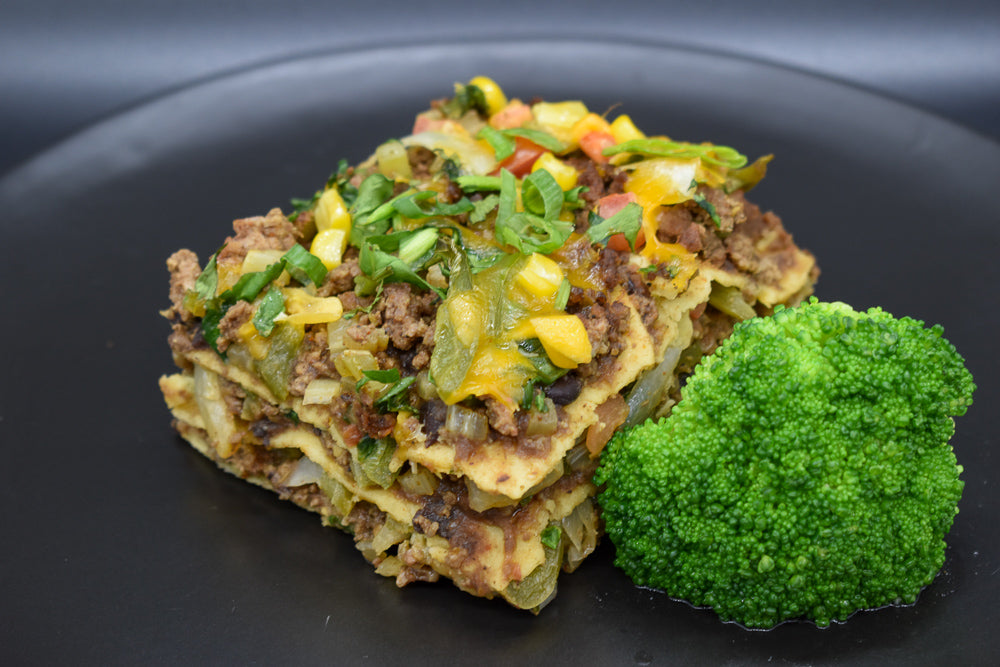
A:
489;100;532;129
597;193;643;251
607;227;645;252
596;192;638;218
412;113;438;134
579;130;616;163
495;136;547;178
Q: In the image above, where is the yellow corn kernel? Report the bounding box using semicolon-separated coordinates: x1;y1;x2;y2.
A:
515;252;565;300
609;114;646;144
310;228;349;270
530;314;592;368
447;292;485;347
468;76;508;116
570;112;613;144
531;152;578;191
278;288;344;325
237;319;270;360
314;187;352;233
532;101;589;146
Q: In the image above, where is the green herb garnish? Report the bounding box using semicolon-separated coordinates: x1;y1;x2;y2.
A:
252;286;285;337
494;169;574;255
603;138;747;169
586;202;642;249
540;525;561;550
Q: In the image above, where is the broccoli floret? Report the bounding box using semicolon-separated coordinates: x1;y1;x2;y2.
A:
595;298;975;628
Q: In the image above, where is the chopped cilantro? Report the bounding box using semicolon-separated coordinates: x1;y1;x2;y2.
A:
586;202;642;249
540;525;561;550
252;286;285;336
691;187;722;228
469;194;500;224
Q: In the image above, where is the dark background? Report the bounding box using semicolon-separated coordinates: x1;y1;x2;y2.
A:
1;0;998;178
2;3;999;665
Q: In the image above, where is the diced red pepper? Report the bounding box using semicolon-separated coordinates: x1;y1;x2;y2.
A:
495;136;547;178
596;192;638;218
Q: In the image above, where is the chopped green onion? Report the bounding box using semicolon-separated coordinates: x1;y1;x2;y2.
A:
282;244;328;287
455;175;503;192
554;278;571;311
352;173;396;217
603;138;747;169
477;126;516;161
397;228;439;265
496;213;573;255
521;169;564;220
502;128;567;154
225;260;285;303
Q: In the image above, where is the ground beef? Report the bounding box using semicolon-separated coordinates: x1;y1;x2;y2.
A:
217;208;297;267
318;251;362;296
407;145;438;180
576;300;631;357
484;397;519;437
215;300;253;353
346;502;387;544
166;249;201;315
594;247;658;328
351;391;396;439
691;306;737;356
369;283;439;351
288;326;340;397
654;188;747;269
420;399;448;446
725;200;800;285
289;209;317;244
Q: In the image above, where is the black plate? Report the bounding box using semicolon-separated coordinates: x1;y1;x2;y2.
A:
2;41;998;665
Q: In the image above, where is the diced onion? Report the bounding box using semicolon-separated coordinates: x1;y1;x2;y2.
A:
466;479;517;512
562;499;599;572
371;516;408;555
302;378;342;405
443;404;489;442
283;457;325;487
375;141;413;180
525;399;559;436
709;283;757;321
241;249;284;275
402;131;497;175
397;463;439;497
327;319;352;355
192;364;237;458
334;349;379;381
624;346;682;429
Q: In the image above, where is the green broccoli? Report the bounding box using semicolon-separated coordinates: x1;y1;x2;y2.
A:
595;298;975;628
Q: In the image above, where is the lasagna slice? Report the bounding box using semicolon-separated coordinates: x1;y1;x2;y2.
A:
159;78;818;611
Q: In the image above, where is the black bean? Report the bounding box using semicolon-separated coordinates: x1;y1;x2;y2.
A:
545;374;583;406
